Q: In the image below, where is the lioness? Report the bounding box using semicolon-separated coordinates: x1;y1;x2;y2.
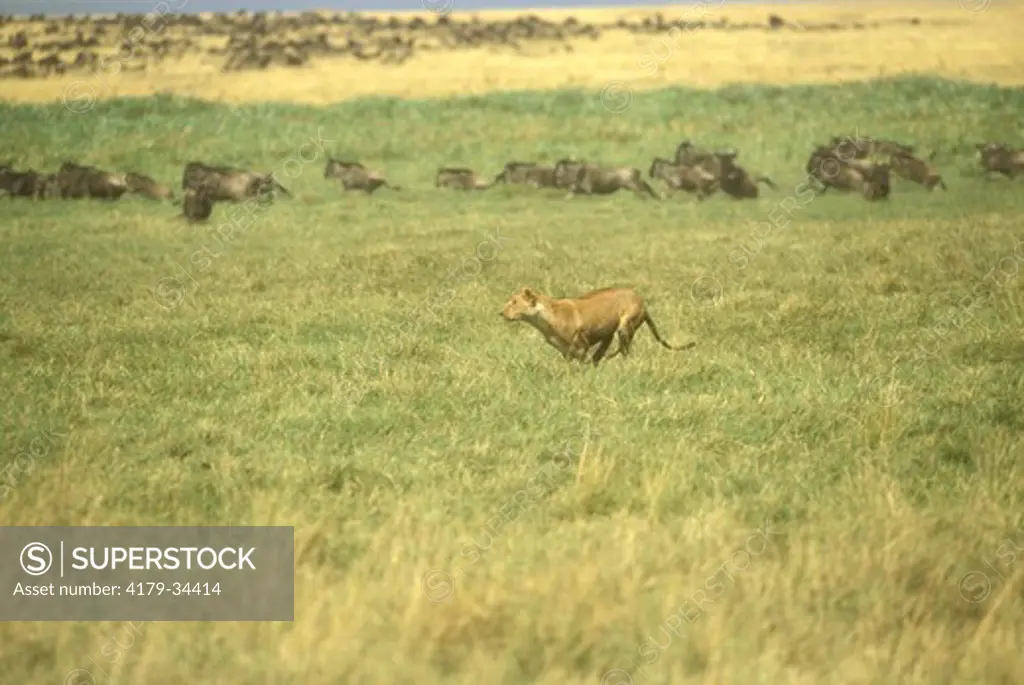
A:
500;286;695;366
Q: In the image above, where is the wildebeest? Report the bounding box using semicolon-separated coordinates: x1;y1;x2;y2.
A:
713;152;777;199
493;161;537;184
674;140;716;168
126;171;176;200
673;144;774;199
976;142;1024;180
181;185;215;223
182;161;291;202
806;146;849;189
562;162;660;199
435;167;493;190
0;166;47;198
674;141;730;177
807;148;891;200
888;151;946;191
827;134;914;160
323;159;401;193
859;162;892;201
493;161;560;188
552;158;587;189
36;173;61;199
648;157;718;201
54;161;128;200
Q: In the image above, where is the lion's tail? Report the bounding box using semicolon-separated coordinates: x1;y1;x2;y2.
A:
644;312;695;351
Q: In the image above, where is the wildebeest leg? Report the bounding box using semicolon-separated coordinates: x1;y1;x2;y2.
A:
628;180;653;199
757;176;778;190
271;179;292;197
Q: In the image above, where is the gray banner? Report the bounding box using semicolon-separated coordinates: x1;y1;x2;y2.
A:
0;527;293;621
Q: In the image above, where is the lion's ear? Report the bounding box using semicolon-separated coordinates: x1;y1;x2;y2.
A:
522;287;537;304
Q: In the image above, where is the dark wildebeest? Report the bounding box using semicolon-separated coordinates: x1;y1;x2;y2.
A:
552;158;587;189
807;149;891;200
858;162;892;201
182;161;291;203
674;142;731;178
0;167;47;199
673;145;775;199
36;173;61;199
562;162;660;200
181;185;215;223
435;167;493;190
648;157;718;201
493;161;537;184
827;135;913;160
674;140;716;168
494;161;560;188
323;159;401;193
976;142;1024;180
806;146;851;189
888;151;946;191
55;161;128;200
126;171;176;201
713;152;777;199
522;165;559;188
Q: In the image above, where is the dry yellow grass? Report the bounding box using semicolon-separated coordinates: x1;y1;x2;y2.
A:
2;1;1023;105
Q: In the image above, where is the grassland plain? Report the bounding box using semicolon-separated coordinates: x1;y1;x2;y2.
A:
2;76;1024;684
2;1;1024;104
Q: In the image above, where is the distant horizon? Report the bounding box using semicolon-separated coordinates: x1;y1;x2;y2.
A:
4;0;813;18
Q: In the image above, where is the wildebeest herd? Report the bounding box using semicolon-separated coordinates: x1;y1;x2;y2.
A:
0;161;175;201
2;137;1022;218
1;9;936;78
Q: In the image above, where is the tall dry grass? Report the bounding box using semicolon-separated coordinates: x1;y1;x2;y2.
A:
1;76;1024;683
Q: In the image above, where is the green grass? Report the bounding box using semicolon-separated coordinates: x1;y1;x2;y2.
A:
2;76;1024;685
